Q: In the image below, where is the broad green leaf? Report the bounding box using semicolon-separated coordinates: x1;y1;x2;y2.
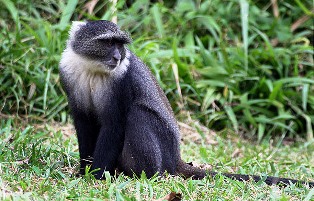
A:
151;4;164;38
57;0;78;30
269;81;282;101
0;0;18;23
201;88;216;111
258;123;265;142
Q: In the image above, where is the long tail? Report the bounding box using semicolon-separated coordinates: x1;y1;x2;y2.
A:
176;160;314;187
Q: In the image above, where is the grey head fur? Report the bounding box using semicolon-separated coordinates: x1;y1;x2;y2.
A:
61;20;132;75
71;20;131;62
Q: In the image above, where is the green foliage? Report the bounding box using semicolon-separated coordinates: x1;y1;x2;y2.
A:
0;0;313;140
0;119;313;200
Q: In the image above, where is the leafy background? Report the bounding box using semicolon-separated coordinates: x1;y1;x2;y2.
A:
1;0;313;142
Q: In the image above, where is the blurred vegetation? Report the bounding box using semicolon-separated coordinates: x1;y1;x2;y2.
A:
0;0;313;141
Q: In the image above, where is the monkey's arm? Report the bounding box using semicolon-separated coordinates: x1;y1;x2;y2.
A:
91;116;125;179
71;109;100;175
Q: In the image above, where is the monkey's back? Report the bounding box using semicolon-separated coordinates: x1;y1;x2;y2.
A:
118;52;182;177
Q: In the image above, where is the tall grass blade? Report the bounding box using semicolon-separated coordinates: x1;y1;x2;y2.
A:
258;123;265;143
1;0;18;23
240;0;249;71
201;88;215;112
57;0;79;30
277;77;314;85
252;27;274;57
197;16;220;42
289;103;313;141
43;69;52;114
304;188;314;201
269;81;282;101
302;84;309;111
151;4;164;38
294;0;314;17
224;104;238;133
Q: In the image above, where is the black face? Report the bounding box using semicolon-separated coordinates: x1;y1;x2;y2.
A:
71;20;132;69
97;39;126;69
84;38;126;69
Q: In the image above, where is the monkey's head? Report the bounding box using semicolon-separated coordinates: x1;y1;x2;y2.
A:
68;20;132;72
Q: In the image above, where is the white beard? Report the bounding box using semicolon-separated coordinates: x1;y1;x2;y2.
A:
59;46;130;114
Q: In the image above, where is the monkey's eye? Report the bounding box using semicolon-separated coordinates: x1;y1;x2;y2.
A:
98;39;113;48
116;42;124;48
108;39;113;47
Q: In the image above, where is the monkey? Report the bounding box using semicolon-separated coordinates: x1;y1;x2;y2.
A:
59;20;314;187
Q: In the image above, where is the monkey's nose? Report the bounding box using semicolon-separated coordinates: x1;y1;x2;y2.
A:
113;49;121;61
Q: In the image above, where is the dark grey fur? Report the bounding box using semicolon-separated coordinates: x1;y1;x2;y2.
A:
59;20;314;187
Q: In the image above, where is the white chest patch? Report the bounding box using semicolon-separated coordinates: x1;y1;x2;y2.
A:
59;47;130;113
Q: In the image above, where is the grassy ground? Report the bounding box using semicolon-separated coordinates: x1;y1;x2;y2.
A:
1;118;313;200
1;0;313;139
1;0;314;200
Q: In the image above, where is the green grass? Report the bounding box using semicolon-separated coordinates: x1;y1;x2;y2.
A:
0;0;313;139
1;119;314;200
0;0;314;200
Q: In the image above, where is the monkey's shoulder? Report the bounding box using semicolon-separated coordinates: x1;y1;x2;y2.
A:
125;53;179;130
125;53;158;89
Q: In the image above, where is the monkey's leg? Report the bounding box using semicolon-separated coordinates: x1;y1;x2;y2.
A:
118;105;170;178
72;111;100;175
91;124;124;179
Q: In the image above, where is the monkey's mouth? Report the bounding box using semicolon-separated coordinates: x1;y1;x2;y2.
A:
105;60;120;70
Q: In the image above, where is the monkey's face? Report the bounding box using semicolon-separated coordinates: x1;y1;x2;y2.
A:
70;20;132;71
83;38;127;70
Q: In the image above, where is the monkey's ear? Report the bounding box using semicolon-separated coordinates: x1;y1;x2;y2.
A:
72;21;86;27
